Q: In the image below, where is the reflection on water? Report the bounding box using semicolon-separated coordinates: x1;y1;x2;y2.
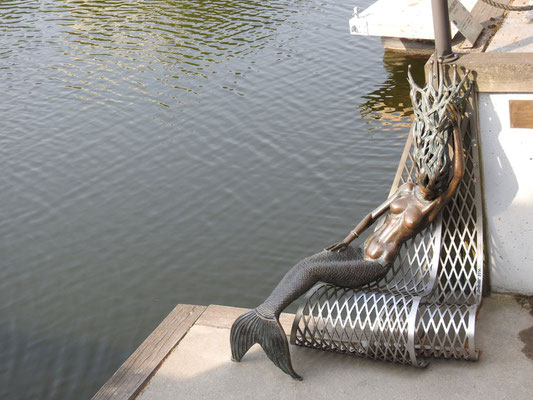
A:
0;1;427;399
358;52;427;131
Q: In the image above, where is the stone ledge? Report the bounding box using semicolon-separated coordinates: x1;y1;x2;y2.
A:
424;53;533;93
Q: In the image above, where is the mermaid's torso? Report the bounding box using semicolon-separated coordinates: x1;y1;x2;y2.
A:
364;182;434;266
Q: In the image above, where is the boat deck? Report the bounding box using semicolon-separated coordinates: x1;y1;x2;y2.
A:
369;0;533;54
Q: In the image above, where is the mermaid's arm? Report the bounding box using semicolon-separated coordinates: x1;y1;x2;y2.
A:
325;192;399;251
427;103;466;221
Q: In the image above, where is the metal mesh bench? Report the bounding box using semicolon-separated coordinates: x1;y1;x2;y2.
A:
290;101;483;367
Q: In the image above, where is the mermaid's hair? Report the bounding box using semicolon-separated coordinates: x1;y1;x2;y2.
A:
407;63;471;199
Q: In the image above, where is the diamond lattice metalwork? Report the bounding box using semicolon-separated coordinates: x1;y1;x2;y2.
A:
291;100;483;366
415;303;478;360
291;284;420;365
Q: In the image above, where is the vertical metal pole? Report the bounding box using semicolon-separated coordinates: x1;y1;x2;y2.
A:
431;0;453;61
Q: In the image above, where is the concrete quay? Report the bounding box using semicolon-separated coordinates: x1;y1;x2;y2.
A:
92;295;532;400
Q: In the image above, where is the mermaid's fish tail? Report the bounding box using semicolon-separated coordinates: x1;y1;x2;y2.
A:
230;309;302;380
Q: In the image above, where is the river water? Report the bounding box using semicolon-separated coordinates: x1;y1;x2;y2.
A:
0;1;427;399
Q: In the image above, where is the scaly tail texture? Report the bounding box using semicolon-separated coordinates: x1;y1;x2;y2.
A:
230;309;302;380
230;246;387;380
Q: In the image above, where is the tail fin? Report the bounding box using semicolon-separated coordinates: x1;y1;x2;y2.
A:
230;309;303;380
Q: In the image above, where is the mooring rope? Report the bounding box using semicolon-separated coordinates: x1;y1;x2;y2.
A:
480;0;533;11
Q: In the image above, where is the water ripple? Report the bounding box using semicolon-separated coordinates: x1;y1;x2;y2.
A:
0;1;425;399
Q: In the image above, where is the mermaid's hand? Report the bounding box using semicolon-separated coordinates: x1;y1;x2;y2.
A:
325;241;349;252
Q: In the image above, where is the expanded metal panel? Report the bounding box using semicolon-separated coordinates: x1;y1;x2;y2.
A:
430;108;484;305
291;283;422;366
291;284;478;365
291;100;483;366
395;134;418;188
415;303;478;360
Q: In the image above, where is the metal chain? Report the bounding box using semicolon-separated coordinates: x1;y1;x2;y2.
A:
480;0;533;11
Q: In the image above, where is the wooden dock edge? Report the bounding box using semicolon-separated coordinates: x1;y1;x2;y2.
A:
90;304;295;400
91;304;207;400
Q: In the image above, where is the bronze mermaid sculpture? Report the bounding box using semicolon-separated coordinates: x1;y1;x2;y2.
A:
230;72;469;380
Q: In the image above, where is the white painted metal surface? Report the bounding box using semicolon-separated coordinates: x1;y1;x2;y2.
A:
349;0;478;40
478;93;533;295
